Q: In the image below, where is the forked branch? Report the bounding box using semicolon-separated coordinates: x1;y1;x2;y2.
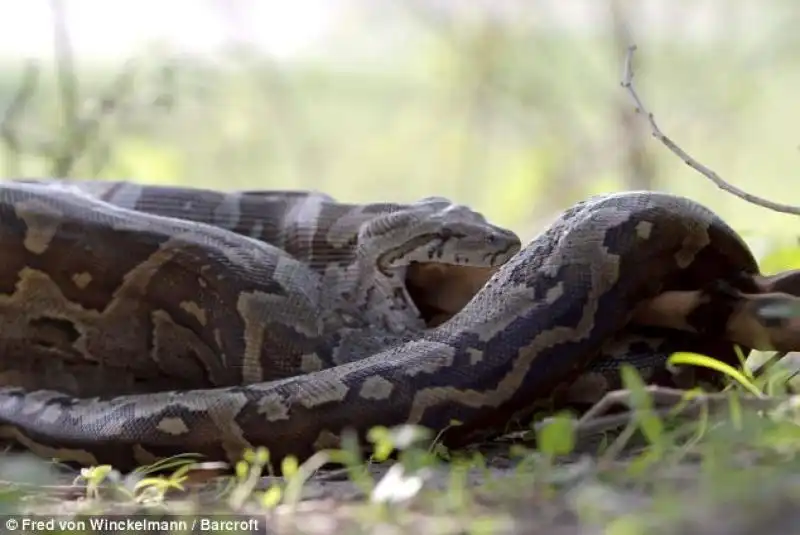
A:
622;45;800;216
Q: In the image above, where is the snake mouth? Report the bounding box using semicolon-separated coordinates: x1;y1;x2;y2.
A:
405;261;497;327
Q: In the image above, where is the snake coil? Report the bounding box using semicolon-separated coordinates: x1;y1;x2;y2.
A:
0;180;780;470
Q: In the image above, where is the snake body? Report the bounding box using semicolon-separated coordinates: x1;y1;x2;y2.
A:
0;180;767;470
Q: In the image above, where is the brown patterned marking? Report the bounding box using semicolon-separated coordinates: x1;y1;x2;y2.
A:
0;427;99;466
401;341;456;376
409;326;589;424
301;354;324;373
0;268;104;355
376;234;443;273
133;444;161;466
180;301;207;327
15;198;63;255
235;291;269;384
213;329;223;351
149;309;227;387
0;396;17;413
359;375;394;400
157;395;253;463
635;221;653;239
313;430;342;451
156;416;190;435
118;240;185;294
297;377;349;409
544;282;564;304
71;272;92;289
675;223;711;269
257;393;290;421
36;403;65;425
467;347;483;365
236;283;321;382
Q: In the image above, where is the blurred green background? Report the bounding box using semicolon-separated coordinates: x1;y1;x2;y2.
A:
0;0;797;268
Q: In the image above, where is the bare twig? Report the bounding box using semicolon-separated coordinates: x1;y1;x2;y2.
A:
536;386;790;461
574;386;775;426
609;1;656;190
622;45;800;216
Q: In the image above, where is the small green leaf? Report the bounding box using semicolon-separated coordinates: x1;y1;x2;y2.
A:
621;365;664;444
668;352;764;396
620;365;654;411
234;460;248;480
260;485;283;508
281;456;299;478
253;446;270;465
536;413;576;456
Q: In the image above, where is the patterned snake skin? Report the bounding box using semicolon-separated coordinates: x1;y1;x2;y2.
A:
0;179;793;471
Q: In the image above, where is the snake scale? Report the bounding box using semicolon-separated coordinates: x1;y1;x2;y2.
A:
0;178;793;471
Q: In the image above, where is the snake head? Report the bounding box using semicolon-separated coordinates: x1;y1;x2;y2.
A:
358;196;521;275
351;196;521;331
358;197;522;275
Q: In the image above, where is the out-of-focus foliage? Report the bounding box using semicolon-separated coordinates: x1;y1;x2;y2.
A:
0;0;797;243
760;243;800;274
